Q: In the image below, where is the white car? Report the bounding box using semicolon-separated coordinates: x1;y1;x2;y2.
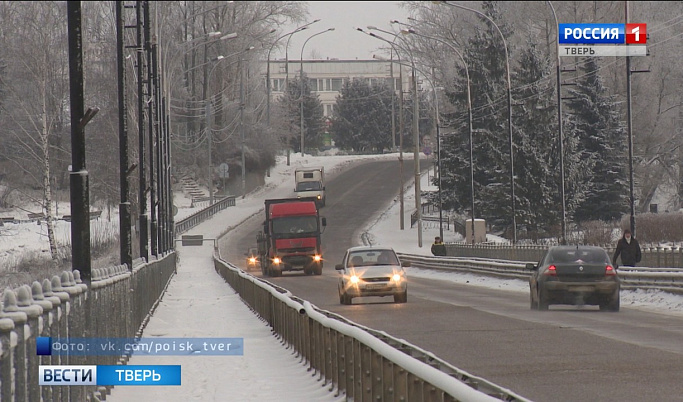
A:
335;246;409;305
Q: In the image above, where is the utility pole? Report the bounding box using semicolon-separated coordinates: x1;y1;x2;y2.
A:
240;59;246;198
390;51;396;151
399;63;405;230
136;0;148;260
68;1;94;284
413;68;422;247
144;0;157;256
206;102;213;205
116;1;132;268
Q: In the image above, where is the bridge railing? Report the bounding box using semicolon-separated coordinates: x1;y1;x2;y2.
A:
0;253;176;402
174;195;236;235
213;249;529;402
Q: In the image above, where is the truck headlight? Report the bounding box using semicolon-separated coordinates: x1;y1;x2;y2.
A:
273;257;281;265
313;255;322;262
317;195;321;199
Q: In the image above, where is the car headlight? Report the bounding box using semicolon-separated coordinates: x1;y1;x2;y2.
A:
317;195;321;199
249;257;257;263
350;275;359;284
273;257;281;264
313;255;322;262
392;274;402;282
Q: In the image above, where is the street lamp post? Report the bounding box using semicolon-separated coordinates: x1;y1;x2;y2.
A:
546;1;567;244
361;27;422;244
205;47;254;204
397;26;477;245
299;28;335;156
284;20;321;165
439;1;516;244
366;27;423;247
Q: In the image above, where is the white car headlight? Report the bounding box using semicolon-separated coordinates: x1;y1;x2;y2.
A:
392;273;402;282
350;275;359;284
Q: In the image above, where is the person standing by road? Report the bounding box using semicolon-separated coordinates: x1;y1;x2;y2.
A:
431;236;447;256
613;229;642;267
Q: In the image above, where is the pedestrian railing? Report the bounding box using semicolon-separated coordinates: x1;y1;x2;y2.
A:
0;253;176;402
174;195;236;235
213;250;529;402
397;253;683;295
445;243;683;269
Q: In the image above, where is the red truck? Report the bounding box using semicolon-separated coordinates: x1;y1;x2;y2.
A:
256;197;327;277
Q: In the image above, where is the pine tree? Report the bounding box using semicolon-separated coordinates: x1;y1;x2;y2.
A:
332;79;396;152
440;0;515;228
566;58;628;222
278;73;324;152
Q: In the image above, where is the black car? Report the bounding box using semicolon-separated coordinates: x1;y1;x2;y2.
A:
527;245;620;312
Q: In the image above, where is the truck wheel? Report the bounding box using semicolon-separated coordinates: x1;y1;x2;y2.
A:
314;264;322;275
304;267;312;275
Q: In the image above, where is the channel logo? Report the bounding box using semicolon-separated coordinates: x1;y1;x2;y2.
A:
559;23;647;44
39;365;181;386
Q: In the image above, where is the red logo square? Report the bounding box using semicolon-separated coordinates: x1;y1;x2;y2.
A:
626;23;647;44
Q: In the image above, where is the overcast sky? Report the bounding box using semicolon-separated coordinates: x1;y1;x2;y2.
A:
270;1;413;61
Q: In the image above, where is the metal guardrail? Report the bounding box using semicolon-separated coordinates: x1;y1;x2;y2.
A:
445;242;683;269
398;253;683;295
174;195;236;235
213;251;529;402
0;253;176;402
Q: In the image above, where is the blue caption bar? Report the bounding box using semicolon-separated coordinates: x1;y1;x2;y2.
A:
98;365;181;386
559;23;625;44
37;337;244;356
39;365;181;386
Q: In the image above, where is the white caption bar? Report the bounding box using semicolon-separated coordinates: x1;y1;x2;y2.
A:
560;45;647;57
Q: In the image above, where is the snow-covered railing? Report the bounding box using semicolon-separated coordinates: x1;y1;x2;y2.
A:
398;253;683;295
445;243;683;268
213;252;529;401
174;195;236;235
0;253;176;402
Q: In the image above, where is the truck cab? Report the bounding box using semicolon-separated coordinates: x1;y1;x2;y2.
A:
295;167;325;207
257;198;327;277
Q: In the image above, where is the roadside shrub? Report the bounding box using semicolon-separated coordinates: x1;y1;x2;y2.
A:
621;212;683;244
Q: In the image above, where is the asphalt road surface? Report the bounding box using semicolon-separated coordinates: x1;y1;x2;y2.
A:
218;159;683;402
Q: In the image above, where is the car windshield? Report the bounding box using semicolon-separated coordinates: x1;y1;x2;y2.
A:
550;249;609;264
296;181;322;191
272;216;318;235
347;250;399;267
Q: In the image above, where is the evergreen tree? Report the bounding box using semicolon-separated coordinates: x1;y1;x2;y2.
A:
278;73;324;152
566;58;628;222
440;0;515;228
332;79;396;152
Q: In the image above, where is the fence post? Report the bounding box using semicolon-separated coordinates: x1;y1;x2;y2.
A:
0;317;16;402
1;288;28;402
15;285;44;402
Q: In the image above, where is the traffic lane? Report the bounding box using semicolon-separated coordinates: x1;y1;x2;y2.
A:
219;158;418;276
322;275;683;402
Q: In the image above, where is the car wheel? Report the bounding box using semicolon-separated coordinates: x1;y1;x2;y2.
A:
529;290;538;310
600;292;620;312
340;292;352;305
304;267;312;275
314;264;322;275
394;291;407;304
537;287;549;311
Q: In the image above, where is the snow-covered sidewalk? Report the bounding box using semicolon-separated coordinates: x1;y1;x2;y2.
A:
107;242;342;401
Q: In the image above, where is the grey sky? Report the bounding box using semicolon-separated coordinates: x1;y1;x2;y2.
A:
270;2;413;61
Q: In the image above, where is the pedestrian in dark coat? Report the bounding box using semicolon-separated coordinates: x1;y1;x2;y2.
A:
613;229;642;267
431;236;447;256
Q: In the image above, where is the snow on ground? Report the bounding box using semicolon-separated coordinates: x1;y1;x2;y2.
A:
107;243;344;402
361;170;683;318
